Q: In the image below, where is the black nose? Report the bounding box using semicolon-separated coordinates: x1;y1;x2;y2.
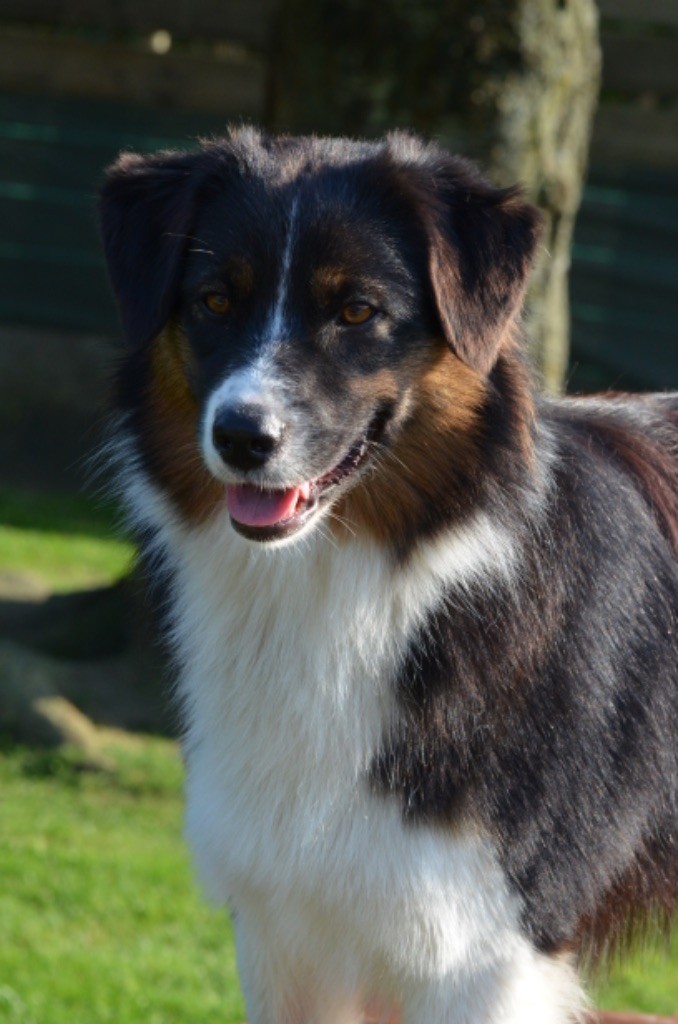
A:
211;406;285;472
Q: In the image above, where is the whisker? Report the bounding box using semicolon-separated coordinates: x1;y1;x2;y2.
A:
326;509;357;538
163;231;213;247
315;521;339;551
370;440;411;476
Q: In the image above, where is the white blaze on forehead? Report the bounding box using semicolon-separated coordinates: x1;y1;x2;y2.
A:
264;193;300;348
201;195;301;477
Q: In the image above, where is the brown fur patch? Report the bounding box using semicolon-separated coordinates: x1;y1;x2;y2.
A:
143;325;224;523
311;266;348;303
336;348;490;552
227;256;255;297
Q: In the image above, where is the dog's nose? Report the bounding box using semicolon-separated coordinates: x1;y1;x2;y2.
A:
211;406;285;472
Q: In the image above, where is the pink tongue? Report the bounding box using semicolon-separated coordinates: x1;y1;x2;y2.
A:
226;483;311;528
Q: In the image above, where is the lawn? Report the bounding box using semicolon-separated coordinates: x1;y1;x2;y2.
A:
0;738;244;1024
0;490;133;593
0;489;676;1021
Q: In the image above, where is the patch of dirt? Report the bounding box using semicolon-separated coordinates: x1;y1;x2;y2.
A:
0;569;50;602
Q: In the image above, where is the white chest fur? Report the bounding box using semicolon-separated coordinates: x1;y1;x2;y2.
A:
173;524;406;902
125;470;581;1023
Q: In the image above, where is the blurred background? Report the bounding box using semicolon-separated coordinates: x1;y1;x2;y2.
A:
0;2;676;1022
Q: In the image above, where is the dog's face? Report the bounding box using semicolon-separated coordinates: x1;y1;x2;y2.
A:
101;130;540;548
181;160;439;543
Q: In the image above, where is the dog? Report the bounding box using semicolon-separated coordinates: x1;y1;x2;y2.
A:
99;128;677;1024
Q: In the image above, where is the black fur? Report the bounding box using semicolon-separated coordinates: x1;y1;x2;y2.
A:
373;397;678;955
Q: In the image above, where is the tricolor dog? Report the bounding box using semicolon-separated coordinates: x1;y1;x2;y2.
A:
99;129;677;1024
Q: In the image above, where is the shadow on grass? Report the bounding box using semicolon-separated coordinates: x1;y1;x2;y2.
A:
0;488;122;538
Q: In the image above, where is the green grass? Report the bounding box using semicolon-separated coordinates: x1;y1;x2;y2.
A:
592;932;678;1015
0;491;120;538
0;739;245;1024
0;490;133;592
0;490;246;1022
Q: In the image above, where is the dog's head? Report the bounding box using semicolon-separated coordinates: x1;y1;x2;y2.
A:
101;129;540;548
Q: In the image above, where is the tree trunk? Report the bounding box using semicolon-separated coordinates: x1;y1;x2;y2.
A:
268;0;601;393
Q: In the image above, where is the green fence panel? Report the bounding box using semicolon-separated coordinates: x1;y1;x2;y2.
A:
0;94;229;335
0;94;676;391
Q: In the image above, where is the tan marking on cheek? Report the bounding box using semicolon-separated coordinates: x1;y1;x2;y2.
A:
347;367;401;405
144;325;223;523
335;349;488;550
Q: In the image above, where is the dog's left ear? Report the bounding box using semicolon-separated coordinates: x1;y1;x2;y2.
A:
395;151;543;375
431;170;542;375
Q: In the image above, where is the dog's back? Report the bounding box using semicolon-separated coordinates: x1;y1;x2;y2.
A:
549;392;678;953
554;392;678;555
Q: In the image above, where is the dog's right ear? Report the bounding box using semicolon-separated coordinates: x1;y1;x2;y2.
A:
99;150;208;347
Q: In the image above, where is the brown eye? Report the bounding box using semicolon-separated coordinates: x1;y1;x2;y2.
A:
340;302;374;325
204;292;230;315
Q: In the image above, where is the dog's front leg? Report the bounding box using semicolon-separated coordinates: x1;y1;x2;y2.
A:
234;914;364;1024
399;964;497;1024
234;914;302;1024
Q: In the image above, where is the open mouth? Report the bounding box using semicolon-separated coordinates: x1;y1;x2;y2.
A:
225;409;389;542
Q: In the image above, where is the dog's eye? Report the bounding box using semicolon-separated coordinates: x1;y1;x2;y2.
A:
203;292;230;316
340;303;374;326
